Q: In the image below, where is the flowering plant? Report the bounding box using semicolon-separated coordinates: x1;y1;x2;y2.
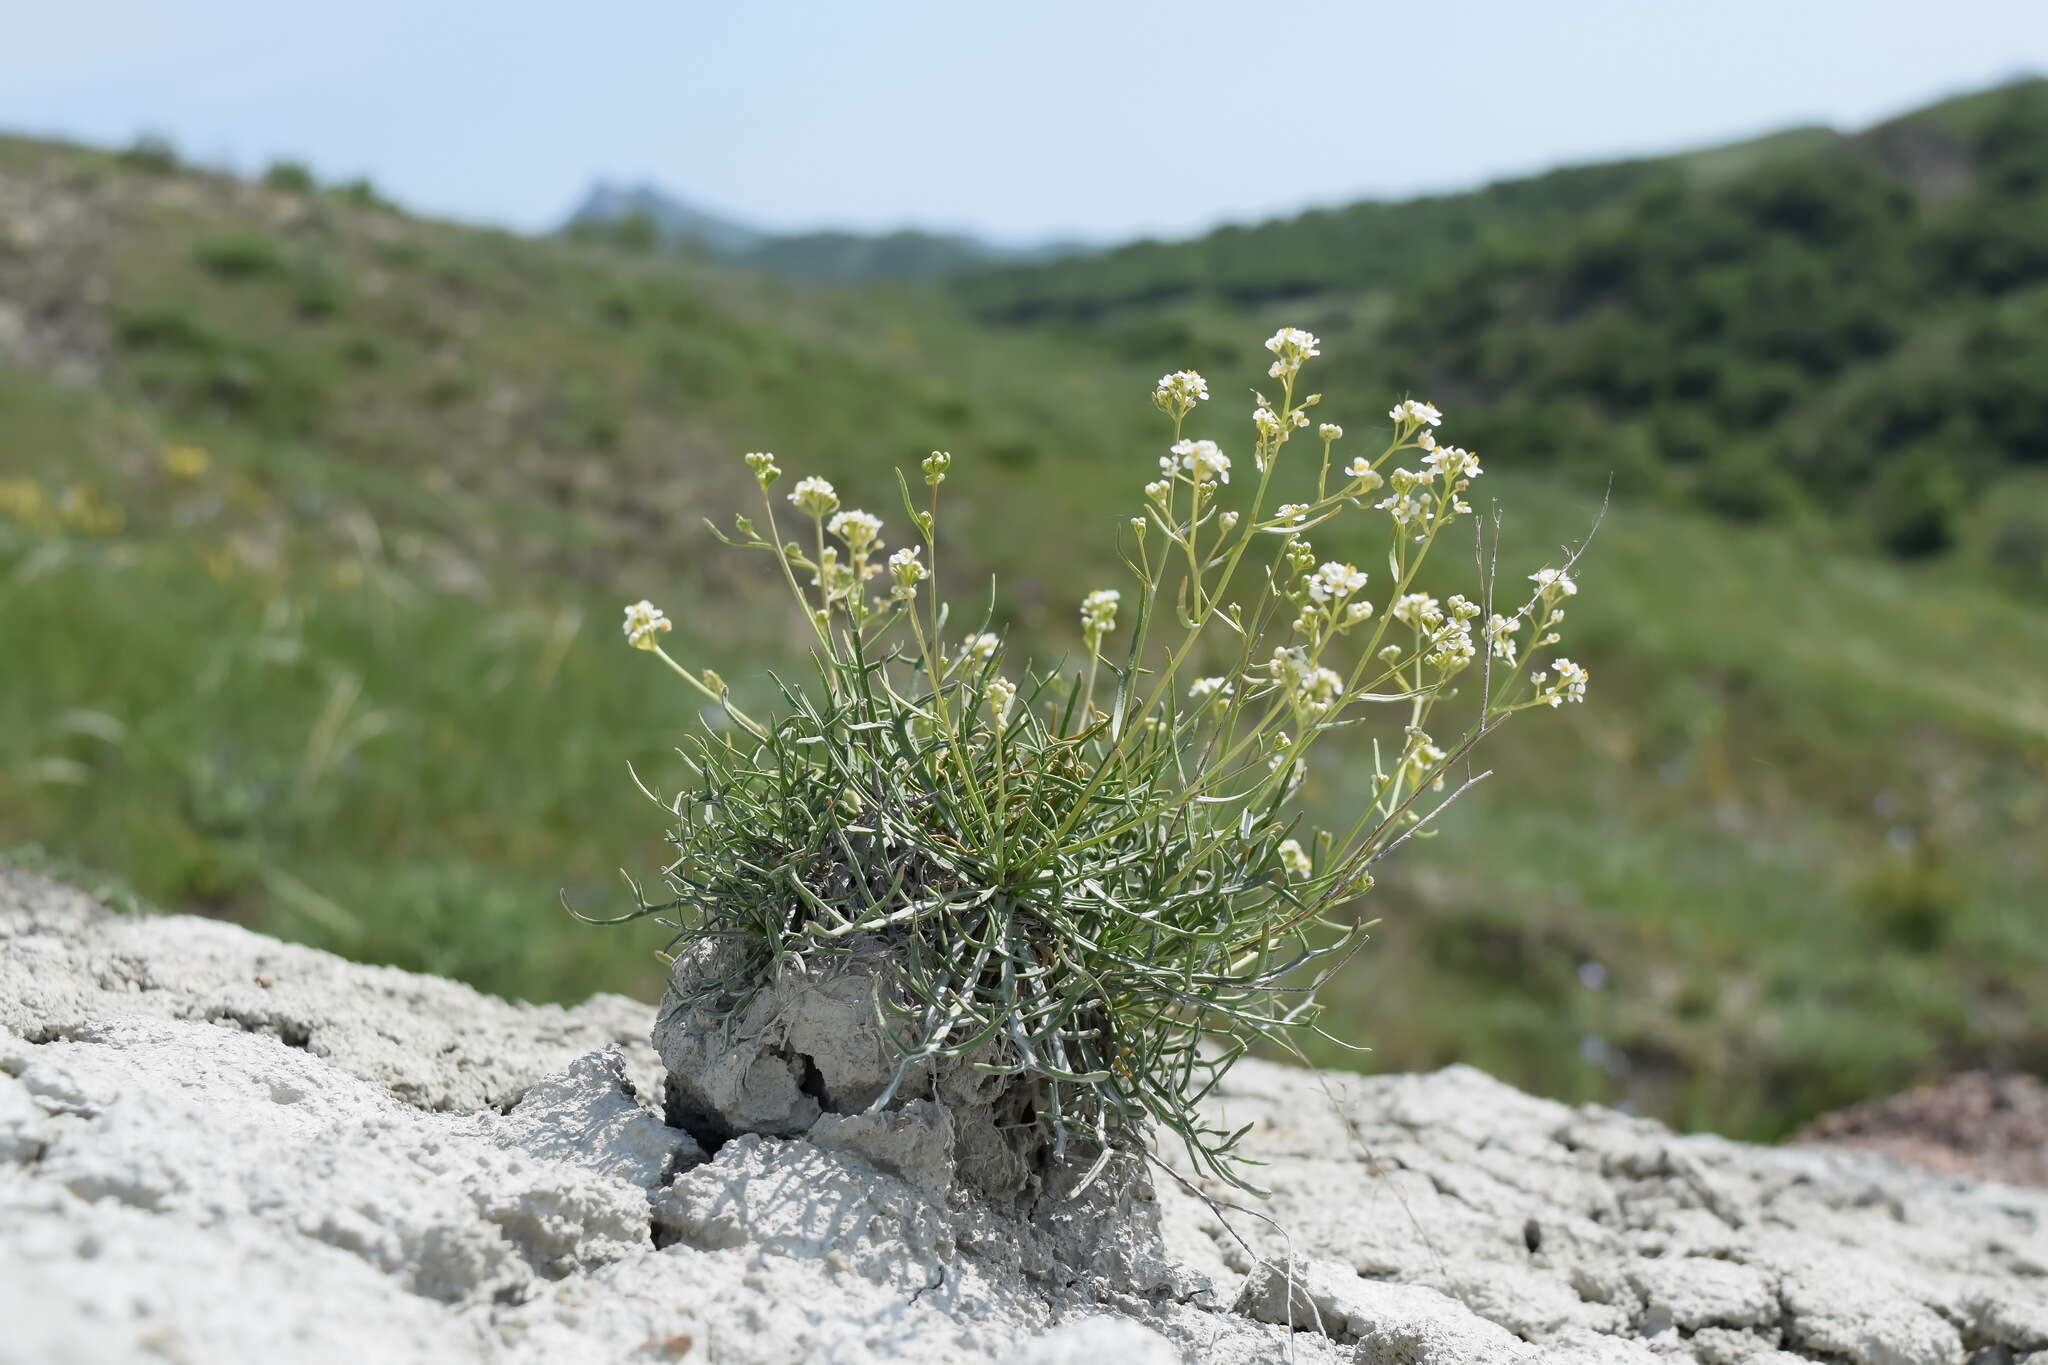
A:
605;329;1588;1189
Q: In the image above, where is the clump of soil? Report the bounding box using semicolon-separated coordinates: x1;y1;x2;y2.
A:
1791;1071;2048;1188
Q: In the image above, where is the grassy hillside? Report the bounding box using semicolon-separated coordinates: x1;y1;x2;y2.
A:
2;121;2044;1140
956;79;2048;582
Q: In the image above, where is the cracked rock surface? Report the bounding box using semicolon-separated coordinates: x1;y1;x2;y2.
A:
4;864;2046;1364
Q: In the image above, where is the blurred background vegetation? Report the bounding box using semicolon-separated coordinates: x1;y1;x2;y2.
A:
2;77;2045;1140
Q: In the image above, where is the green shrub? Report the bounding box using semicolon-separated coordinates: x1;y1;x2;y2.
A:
114;303;330;434
118;133;181;174
292;266;348;320
333;177;392;211
193;233;286;281
116;306;220;353
263;159;317;193
599;329;1593;1187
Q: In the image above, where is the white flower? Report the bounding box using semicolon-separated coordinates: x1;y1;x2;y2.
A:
1264;327;1321;379
1318;423;1343;440
1278;838;1313;880
1253;404;1306;441
1219;510;1240;533
962;632;1000;663
1484;613;1521;663
1425;617;1476;672
1417;429;1437;452
1343;600;1374;626
1424;444;1481;482
744;451;781;486
888;546;926;598
1549;658;1589;706
1529;567;1579;600
1274;503;1310;524
1376;486;1428;528
621;600;671;651
1392;593;1443;628
827;509;883;553
1343;454;1383;485
985;675;1017;730
1388;398;1444;428
788;476;839;518
1171;438;1231;486
1188;675;1233;703
1269;646;1345;717
1154;370;1210;406
1080;588;1121;644
1308;561;1367;603
1145;479;1171;502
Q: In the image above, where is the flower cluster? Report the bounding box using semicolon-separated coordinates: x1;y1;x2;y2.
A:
789;476;838;519
1265;327;1320;379
1153;370;1210;419
1535;658;1590;707
828;509;883;553
1423;596;1482;673
1485;613;1521;664
162;444;211;480
1374;468;1430;530
1388;398;1443;428
1252;405;1307;442
1269;645;1346;718
622;600;671;651
1392;592;1444;629
1080;588;1121;648
1343;456;1384;491
1308;561;1367;604
1423;444;1481;482
1168;439;1231;486
889;546;927;600
985;674;1018;729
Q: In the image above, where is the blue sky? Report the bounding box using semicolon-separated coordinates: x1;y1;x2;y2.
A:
4;1;2044;244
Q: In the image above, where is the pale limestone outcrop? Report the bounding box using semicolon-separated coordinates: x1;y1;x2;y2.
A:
4;865;2045;1365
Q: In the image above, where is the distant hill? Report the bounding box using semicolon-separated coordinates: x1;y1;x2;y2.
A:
562;178;1077;282
567;180;768;255
954;77;2048;576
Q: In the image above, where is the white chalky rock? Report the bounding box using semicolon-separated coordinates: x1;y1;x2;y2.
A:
653;939;1059;1204
5;863;2047;1365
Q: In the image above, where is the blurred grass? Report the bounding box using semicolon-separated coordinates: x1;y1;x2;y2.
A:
2;132;2044;1137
